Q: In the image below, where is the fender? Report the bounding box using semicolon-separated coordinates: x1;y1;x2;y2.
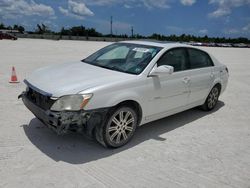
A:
105;91;143;107
211;78;222;92
83;87;146;111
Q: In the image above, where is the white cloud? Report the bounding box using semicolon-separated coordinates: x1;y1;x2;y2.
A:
209;7;231;18
83;0;198;9
59;7;85;20
124;4;132;8
59;0;94;20
224;28;240;34
242;23;250;32
209;0;250;18
180;0;196;6
83;0;117;6
0;0;54;19
68;0;94;16
199;29;208;34
224;23;250;35
142;0;171;9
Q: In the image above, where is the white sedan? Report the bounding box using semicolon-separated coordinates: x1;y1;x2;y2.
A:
19;41;229;148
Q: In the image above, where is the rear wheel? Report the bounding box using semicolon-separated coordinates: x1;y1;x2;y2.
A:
101;106;138;148
201;85;220;111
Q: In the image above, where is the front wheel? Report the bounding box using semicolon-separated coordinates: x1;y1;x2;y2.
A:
101;106;138;148
201;86;220;111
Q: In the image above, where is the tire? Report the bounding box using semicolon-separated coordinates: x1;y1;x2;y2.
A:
201;85;220;111
96;106;138;148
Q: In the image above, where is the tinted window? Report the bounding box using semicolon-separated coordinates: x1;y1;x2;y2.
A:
157;48;188;72
188;49;213;69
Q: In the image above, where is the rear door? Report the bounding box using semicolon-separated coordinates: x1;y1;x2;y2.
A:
186;48;215;104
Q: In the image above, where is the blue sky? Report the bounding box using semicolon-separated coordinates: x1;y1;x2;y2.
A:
0;0;250;38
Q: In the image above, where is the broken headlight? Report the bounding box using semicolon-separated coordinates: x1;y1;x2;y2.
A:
50;94;93;111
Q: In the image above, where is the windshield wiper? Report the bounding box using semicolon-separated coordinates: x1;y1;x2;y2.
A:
82;60;133;74
87;63;118;72
81;59;91;63
110;66;123;72
98;65;126;73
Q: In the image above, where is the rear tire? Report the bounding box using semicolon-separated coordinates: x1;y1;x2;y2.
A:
96;106;138;148
201;85;220;111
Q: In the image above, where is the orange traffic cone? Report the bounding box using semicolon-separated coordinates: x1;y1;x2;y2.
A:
9;66;20;83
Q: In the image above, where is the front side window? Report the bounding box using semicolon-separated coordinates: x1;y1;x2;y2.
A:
157;48;188;72
83;43;162;75
188;48;213;69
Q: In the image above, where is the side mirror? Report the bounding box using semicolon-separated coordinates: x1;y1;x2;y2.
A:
149;65;174;76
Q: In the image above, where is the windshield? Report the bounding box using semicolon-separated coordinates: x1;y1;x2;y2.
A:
82;43;162;75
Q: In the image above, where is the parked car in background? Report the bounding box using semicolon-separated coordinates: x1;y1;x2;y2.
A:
19;41;229;148
0;32;17;40
232;43;248;48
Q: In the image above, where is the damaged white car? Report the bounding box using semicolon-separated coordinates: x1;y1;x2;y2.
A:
19;41;229;148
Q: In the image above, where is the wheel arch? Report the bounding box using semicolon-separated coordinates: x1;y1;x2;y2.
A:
211;75;222;92
201;81;222;105
212;82;222;93
113;100;143;126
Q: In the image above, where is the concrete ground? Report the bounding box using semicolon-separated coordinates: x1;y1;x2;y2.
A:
0;39;249;188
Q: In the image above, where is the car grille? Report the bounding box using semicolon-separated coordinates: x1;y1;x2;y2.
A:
26;87;55;110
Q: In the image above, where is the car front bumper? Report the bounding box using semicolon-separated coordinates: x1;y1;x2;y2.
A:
19;92;109;136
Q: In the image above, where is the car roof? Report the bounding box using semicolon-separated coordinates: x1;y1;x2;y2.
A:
120;40;192;49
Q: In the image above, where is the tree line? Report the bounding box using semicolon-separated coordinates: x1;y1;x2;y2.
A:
1;23;249;44
0;23;25;33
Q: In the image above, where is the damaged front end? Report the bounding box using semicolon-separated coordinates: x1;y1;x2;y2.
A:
19;88;109;136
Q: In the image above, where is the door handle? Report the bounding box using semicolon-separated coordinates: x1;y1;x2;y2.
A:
182;77;190;84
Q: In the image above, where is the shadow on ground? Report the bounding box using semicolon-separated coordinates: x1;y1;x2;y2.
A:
22;101;224;164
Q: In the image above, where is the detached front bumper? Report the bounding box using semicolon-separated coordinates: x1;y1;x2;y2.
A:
19;92;109;136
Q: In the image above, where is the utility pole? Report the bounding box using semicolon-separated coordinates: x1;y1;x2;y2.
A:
131;26;134;38
110;16;113;38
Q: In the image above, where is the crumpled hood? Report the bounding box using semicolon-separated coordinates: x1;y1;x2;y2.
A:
25;61;134;97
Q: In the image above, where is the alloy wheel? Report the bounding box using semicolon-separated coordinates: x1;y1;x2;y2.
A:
106;107;137;147
207;87;219;109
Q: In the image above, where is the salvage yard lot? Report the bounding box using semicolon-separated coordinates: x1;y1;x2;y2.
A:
0;38;250;188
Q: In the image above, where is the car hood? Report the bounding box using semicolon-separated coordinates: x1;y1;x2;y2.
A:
25;61;135;97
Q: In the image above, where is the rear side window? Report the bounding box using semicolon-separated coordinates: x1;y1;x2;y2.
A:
188;49;213;69
157;48;188;72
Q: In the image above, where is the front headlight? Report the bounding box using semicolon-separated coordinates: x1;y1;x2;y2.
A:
50;94;93;112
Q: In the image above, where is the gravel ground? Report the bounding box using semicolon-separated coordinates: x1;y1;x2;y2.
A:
0;39;250;188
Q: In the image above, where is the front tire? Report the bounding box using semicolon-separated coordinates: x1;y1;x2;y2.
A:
101;106;138;148
201;85;220;111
